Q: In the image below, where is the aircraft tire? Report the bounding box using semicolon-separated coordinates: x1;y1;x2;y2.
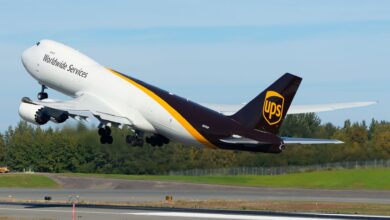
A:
126;135;134;144
98;127;106;136
150;137;158;146
105;127;111;135
100;136;107;144
107;135;113;144
135;139;144;147
37;92;48;100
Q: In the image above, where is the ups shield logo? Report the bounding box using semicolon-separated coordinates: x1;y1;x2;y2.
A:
263;91;284;125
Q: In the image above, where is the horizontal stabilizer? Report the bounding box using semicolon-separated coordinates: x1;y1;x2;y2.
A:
282;137;344;144
220;136;343;145
220;136;260;144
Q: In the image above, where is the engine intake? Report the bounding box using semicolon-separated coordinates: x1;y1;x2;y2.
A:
35;107;50;125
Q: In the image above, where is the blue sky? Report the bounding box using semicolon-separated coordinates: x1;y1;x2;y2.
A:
0;0;389;130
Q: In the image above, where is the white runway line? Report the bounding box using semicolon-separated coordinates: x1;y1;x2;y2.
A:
0;207;130;216
0;207;387;220
133;211;390;219
131;212;343;220
0;207;324;219
133;212;283;219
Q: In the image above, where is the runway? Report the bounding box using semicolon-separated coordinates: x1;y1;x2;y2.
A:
1;173;390;204
0;202;389;220
2;187;390;204
1;175;390;219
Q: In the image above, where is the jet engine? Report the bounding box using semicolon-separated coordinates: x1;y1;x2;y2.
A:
18;102;68;125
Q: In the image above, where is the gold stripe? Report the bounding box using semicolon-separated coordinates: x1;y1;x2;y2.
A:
107;68;216;149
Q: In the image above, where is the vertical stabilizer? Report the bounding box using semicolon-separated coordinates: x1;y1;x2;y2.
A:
231;73;302;134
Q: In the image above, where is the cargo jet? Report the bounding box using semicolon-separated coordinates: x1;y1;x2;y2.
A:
19;40;375;153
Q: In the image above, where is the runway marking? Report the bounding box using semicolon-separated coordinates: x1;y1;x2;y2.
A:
1;206;388;220
131;212;343;220
0;207;331;219
0;207;130;215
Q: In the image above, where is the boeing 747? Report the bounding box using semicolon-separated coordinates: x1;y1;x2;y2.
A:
19;40;375;153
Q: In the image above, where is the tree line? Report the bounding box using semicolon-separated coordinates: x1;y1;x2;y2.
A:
0;113;389;174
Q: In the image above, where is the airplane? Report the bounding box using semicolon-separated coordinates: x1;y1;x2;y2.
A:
19;40;376;153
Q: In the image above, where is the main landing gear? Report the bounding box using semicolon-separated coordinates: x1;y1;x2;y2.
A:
126;130;144;147
125;132;170;147
98;126;113;144
97;127;170;147
145;134;170;147
37;85;48;100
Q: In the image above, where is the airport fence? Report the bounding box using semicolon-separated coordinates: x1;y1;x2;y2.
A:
167;159;390;176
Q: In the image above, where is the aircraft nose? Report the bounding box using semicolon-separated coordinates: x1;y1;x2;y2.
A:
21;46;36;75
21;48;31;68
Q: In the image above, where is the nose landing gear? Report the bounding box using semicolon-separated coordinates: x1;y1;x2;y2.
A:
98;126;113;144
38;85;48;100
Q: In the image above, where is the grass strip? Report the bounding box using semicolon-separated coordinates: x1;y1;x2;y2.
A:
64;168;390;190
0;174;59;188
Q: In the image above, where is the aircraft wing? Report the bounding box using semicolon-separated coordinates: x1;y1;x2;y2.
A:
21;93;132;125
203;101;376;115
287;101;377;114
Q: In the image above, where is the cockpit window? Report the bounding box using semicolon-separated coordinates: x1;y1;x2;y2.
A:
36;41;40;46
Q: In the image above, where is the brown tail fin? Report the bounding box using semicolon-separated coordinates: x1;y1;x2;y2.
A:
230;73;302;134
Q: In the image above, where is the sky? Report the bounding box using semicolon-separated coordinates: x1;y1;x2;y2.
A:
0;0;389;130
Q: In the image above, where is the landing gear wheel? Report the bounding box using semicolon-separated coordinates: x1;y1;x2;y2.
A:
135;139;144;147
162;137;169;144
125;131;144;147
100;136;107;144
37;92;48;100
126;135;134;144
106;136;113;144
98;127;106;136
98;126;113;145
146;134;170;147
37;85;48;100
105;126;111;135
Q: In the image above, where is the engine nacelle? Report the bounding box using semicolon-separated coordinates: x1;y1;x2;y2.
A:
18;102;69;125
49;111;69;123
19;102;49;125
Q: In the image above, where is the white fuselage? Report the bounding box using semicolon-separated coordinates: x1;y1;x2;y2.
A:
21;40;203;147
